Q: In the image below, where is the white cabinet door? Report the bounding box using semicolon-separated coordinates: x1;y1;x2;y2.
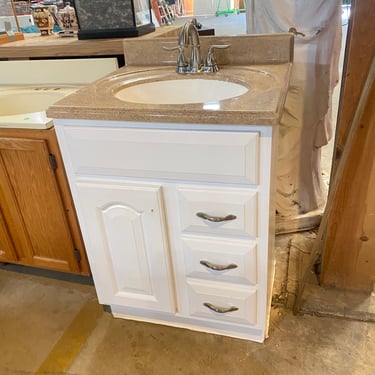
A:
76;179;175;313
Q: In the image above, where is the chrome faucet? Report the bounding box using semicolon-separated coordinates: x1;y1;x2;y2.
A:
163;19;230;74
178;19;203;73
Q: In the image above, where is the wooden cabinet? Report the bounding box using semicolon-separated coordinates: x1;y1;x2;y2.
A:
0;128;90;275
0;207;17;262
55;121;277;342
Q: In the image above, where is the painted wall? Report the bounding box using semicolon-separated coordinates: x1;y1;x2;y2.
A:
192;0;238;16
180;1;241;16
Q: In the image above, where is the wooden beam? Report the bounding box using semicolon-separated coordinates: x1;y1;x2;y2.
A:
332;0;375;176
320;59;375;291
317;0;375;292
294;57;375;312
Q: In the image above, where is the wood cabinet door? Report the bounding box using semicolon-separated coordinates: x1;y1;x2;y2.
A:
75;179;175;313
0;137;80;273
0;206;17;262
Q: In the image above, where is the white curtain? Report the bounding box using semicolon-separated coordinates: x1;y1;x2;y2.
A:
247;0;342;217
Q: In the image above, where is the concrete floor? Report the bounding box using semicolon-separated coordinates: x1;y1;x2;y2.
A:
1;263;375;375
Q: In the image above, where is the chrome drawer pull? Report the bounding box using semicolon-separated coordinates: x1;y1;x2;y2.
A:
203;302;239;314
200;260;238;271
196;212;237;222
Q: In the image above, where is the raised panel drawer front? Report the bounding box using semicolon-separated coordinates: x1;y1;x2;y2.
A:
182;237;257;285
75;180;175;313
178;186;258;237
186;279;258;326
63;127;259;184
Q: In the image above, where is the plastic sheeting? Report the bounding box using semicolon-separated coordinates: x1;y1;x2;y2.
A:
247;0;342;217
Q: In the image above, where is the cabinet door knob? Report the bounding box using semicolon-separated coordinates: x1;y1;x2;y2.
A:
200;260;238;271
196;212;237;222
203;302;239;314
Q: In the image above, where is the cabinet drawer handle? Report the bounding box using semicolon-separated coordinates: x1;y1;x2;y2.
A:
200;260;238;271
203;302;239;314
196;212;237;222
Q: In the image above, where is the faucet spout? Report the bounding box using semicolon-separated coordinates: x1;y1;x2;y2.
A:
178;20;202;73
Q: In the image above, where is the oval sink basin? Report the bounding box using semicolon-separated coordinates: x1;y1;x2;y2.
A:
0;91;67;116
114;79;248;105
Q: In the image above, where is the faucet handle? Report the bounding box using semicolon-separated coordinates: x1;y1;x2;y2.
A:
162;45;180;51
203;44;230;73
163;45;188;73
209;44;231;49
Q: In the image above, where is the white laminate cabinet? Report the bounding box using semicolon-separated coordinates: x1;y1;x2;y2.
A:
74;179;175;313
54;121;277;343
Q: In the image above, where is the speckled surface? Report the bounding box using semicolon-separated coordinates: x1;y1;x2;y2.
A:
47;34;293;126
74;0;135;30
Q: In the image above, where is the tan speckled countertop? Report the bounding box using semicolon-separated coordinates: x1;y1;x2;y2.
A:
47;34;293;126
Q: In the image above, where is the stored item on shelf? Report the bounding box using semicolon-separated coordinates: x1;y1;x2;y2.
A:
0;0;24;44
73;0;155;40
56;2;78;37
31;4;54;36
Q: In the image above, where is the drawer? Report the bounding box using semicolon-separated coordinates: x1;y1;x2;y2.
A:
182;237;257;285
62;126;259;184
186;279;258;326
178;186;258;237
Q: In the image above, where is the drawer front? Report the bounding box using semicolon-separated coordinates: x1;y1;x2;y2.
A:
63;126;259;184
182;237;257;285
178;186;258;237
186;279;258;326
